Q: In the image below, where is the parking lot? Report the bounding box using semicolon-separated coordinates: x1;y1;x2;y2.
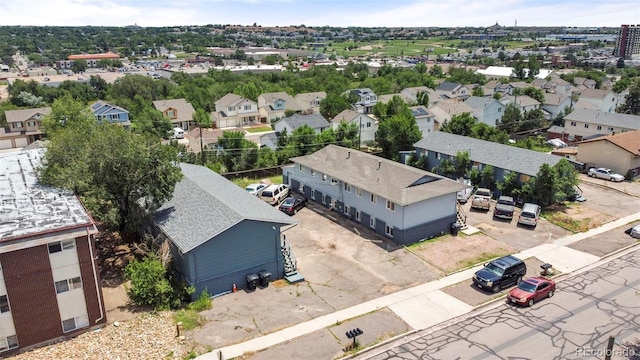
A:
190;178;640;357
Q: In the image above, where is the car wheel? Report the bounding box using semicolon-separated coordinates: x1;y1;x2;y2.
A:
610;177;615;181
492;284;501;293
516;276;523;285
548;290;554;298
528;298;534;307
294;208;298;214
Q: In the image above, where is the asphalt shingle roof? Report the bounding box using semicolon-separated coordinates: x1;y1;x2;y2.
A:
290;145;466;206
564;109;640;130
152;98;196;123
578;130;640;156
4;107;51;123
154;163;295;253
275;113;330;130
414;132;565;177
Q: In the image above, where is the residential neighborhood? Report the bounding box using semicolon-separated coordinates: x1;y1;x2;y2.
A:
0;18;639;360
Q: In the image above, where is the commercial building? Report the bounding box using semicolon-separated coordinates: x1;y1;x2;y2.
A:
614;25;640;59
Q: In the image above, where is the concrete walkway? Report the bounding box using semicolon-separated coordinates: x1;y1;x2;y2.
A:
198;212;640;359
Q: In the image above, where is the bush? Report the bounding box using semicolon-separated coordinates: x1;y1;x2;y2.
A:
188;289;212;312
124;255;194;310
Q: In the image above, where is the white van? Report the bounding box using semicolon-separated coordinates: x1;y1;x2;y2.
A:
172;127;185;139
518;203;541;227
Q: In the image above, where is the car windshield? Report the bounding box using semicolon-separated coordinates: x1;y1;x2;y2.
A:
282;198;294;206
521;212;535;218
246;187;255;192
484;263;504;276
517;281;537;293
498;199;513;205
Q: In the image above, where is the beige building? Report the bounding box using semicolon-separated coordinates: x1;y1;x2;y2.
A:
152;98;197;130
0;107;50;150
577;130;640;178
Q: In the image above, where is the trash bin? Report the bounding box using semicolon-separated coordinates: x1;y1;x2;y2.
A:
246;273;259;290
258;270;272;288
540;263;553;276
450;222;462;236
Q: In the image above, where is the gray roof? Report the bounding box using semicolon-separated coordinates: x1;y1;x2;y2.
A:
275;113;330;130
414;132;565;177
410;106;434;118
215;93;244;108
290;145;466;206
154;163;295;253
564;109;640;130
437;81;462;91
0;149;95;242
4;107;51;124
259;92;303;111
464;96;499;109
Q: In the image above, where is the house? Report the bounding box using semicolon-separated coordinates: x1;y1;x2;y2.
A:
347;88;378;114
575;89;619;113
576;130;640;178
273;113;330;135
213;93;260;128
0;107;50;150
550;109;640;142
154;163;298;297
294;91;326;114
436;81;469;101
413;131;569;187
400;86;439;107
259;132;279;150
541;93;573;120
186;127;238;153
428;99;474;125
410;106;438;136
377;94;400;105
90;101;131;127
331;109;377;145
464;96;505;127
0;149;106;353
152;99;197;130
257;92;303;123
282;145;467;245
499;95;541;115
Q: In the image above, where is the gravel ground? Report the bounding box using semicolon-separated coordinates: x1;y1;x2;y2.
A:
11;312;197;360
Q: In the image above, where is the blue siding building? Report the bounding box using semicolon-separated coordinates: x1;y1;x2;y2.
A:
283;145;467;245
90;101;131;127
155;163;296;297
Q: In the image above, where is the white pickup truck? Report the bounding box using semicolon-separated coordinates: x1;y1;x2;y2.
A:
471;188;492;211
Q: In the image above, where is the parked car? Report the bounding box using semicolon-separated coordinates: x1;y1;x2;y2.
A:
507;277;556;307
493;196;515;220
518;203;541;228
471;188;492;211
624;224;640;238
588;168;625;182
259;184;290;205
473;255;527;293
245;183;267;196
456;178;473;203
278;196;308;215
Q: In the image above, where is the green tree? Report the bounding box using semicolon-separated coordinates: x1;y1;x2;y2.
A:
193;108;213;163
472;87;484;97
616;57;625;69
71;59;88;73
429;64;443;78
617;78;640;115
440;112;475;137
125;255;193;310
523;87;545;104
497;171;519;196
319;93;350;120
480;165;495;189
553;158;579;202
531;163;556;207
415;90;430;106
375;112;421;160
234;82;262;102
527;55;540;80
499;103;522;135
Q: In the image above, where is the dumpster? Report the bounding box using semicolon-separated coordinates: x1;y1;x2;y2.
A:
246;273;259;290
450;222;462;236
258;270;272;288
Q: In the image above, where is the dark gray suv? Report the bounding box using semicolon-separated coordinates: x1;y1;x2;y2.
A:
472;255;527;293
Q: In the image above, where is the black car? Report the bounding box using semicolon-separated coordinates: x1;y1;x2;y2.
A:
473;255;527;293
278;196;308;215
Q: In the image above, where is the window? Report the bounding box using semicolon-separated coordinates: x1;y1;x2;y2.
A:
27;121;37;127
366;122;371;128
608;127;614;132
311;169;315;177
244;104;252;110
356;187;362;197
386;200;395;211
298;164;304;172
62;315;89;333
110;114;120;120
0;295;9;313
355;210;361;222
62;239;75;250
370;217;376;228
311;189;316;200
584;124;589;128
344;205;350;215
2;335;18;350
331;177;338;186
344;182;351;192
370;194;377;203
498;108;502;112
48;242;62;254
228;106;235;112
596;125;602;130
385;225;394;237
49;240;75;254
11;122;23;129
322;194;327;205
299;185;305;193
55;277;82;294
166;110;175;118
570;121;576;126
436;152;441;160
322;174;327;181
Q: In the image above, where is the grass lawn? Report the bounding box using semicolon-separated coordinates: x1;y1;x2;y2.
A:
245;126;273;133
233;175;284;189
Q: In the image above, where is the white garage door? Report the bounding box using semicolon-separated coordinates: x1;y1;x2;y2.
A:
0;139;13;150
15;138;28;147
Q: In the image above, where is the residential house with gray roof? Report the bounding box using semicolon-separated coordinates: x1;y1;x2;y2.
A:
347;88;378;114
294;92;326;114
410;106;438;136
331;109;377;145
414;132;570;192
499;95;541;115
273;113;330;135
541;93;573;120
213;93;260;128
0;107;50;150
154;163;297;297
257;92;303;123
575;89;619;113
283;145;467;245
152;98;197;130
548;108;640;142
436;81;469;101
428;99;474;125
400;86;439;107
90;101;131;127
464;96;505;126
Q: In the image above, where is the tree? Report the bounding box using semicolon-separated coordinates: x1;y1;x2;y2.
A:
193;108;213;163
415;90;430;106
617;78;640;115
453;151;470;178
553;159;579;202
616;57;625;69
472;87;484;97
523;87;544;104
499;103;522;135
440;112;475;137
71;59;87;73
527;55;540;80
375;112;421;160
531;163;556;207
319;93;350;120
429;64;443;78
234;82;262;102
497;171;519;197
480;165;495;189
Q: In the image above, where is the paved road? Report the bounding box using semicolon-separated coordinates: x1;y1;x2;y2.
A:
354;247;640;360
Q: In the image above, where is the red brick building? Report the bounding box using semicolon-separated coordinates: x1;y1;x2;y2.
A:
0;149;106;354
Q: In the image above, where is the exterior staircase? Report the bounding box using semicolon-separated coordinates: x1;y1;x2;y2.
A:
456;202;468;230
281;238;304;283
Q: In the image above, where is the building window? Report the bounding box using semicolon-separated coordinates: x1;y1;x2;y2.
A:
570;121;576;126
62;315;89;333
331;177;338;186
228;106;235;112
11;122;23;129
27;121;37;127
344;182;351;192
386;200;395;211
596;125;602;130
48;239;75;254
344;205;350;216
371;194;377;203
110;114;120;120
584;124;589;128
298;164;304;172
370;217;376;228
608;127;614;132
311;189;316;200
355;187;362;197
55;277;83;294
3;335;18;350
311;169;315;177
385;225;394;237
366;122;371;127
322;174;327;181
166;110;175;118
436;152;441;160
244;105;252;110
322;194;327;205
299;184;305;194
0;295;9;313
355;210;361;222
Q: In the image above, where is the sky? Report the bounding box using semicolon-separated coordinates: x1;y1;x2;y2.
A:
1;0;638;28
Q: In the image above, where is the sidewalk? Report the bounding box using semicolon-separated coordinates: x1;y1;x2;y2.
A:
199;212;640;359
